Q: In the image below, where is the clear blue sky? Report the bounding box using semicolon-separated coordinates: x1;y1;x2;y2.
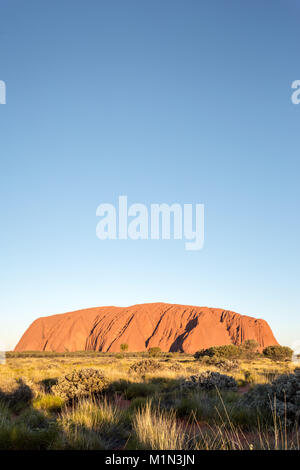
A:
1;1;299;350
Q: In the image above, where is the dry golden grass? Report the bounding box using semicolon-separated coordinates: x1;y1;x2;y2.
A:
0;353;299;450
132;401;188;449
0;354;297;395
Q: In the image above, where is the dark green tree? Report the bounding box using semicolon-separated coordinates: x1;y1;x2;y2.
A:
263;345;293;361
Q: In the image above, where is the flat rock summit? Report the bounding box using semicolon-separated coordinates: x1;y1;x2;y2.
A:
15;303;278;353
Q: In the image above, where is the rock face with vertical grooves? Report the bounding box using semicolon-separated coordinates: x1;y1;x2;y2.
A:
14;303;278;353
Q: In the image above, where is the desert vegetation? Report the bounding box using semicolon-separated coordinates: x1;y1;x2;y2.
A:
0;346;299;450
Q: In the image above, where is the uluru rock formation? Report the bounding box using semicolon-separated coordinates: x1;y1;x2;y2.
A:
15;303;278;353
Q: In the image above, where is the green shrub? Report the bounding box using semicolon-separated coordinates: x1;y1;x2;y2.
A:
148;347;162;358
263;345;293;361
51;368;109;400
194;345;241;360
120;343;128;352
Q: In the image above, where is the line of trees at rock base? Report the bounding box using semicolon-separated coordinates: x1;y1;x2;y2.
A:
8;342;294;360
194;341;294;361
120;342;294;361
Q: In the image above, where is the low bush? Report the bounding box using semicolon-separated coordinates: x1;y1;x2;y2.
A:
214;359;239;372
51;368;109;400
198;357;239;372
181;371;237;392
129;359;162;375
148;347;162;358
239;368;300;427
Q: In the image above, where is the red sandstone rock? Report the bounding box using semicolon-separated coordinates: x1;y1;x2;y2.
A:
14;303;278;353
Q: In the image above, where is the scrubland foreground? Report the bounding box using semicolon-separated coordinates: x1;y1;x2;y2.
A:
0;349;299;451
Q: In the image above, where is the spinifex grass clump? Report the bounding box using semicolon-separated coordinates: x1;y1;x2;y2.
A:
59;398;129;450
129;359;162;375
52;368;109;401
240;368;300;427
181;371;237;391
131;401;188;450
33;394;65;412
0;401;59;450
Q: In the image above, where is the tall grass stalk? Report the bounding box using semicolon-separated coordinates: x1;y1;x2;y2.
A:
133;401;188;450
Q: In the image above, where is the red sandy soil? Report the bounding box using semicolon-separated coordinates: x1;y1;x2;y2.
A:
15;302;278;353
